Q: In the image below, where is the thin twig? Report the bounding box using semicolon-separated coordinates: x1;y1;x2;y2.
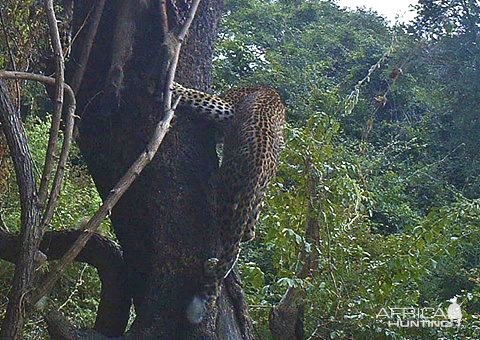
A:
31;94;181;305
29;0;202;305
38;0;65;208
68;4;94;55
162;0;201;114
177;0;201;42
58;264;88;310
70;0;106;94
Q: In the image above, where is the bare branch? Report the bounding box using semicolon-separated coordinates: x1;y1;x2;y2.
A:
30;0;202;312
177;0;201;42
0;71;76;337
225;269;256;337
38;0;65;207
45;310;110;340
30;95;181;306
70;0;106;94
162;0;201;113
0;224;16;263
1;0;200;331
0;228;129;337
0;1;200;335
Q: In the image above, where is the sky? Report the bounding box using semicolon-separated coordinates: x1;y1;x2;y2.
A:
336;0;418;23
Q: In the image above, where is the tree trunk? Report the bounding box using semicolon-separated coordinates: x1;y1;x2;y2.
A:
70;0;254;338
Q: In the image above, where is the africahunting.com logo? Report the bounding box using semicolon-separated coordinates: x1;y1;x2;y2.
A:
376;297;462;328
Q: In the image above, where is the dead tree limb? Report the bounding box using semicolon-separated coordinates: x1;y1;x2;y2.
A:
38;0;65;207
0;70;75;338
159;0;169;36
45;309;110;340
0;7;21;111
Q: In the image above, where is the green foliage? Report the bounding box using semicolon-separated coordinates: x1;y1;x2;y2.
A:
1;115;108;233
223;0;480;338
0;0;48;71
406;0;480;198
412;0;480;38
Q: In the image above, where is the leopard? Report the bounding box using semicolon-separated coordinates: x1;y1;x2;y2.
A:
172;83;286;324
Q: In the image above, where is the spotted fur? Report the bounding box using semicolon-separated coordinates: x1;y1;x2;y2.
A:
173;83;286;324
172;82;234;122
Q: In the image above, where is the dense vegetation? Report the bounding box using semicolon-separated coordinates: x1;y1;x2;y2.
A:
0;0;479;338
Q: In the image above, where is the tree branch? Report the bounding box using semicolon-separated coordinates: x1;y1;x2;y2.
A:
0;7;21;111
45;309;110;340
38;0;65;207
224;269;255;337
0;71;75;338
0;71;76;232
160;0;201;117
159;0;169;36
69;0;106;94
177;0;201;43
0;79;41;340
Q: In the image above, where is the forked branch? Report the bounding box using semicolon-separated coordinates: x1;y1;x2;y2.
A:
0;70;76;339
0;71;76;232
0;228;128;336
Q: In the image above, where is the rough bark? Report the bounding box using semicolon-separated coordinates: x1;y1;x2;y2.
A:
69;0;254;338
0;80;42;339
